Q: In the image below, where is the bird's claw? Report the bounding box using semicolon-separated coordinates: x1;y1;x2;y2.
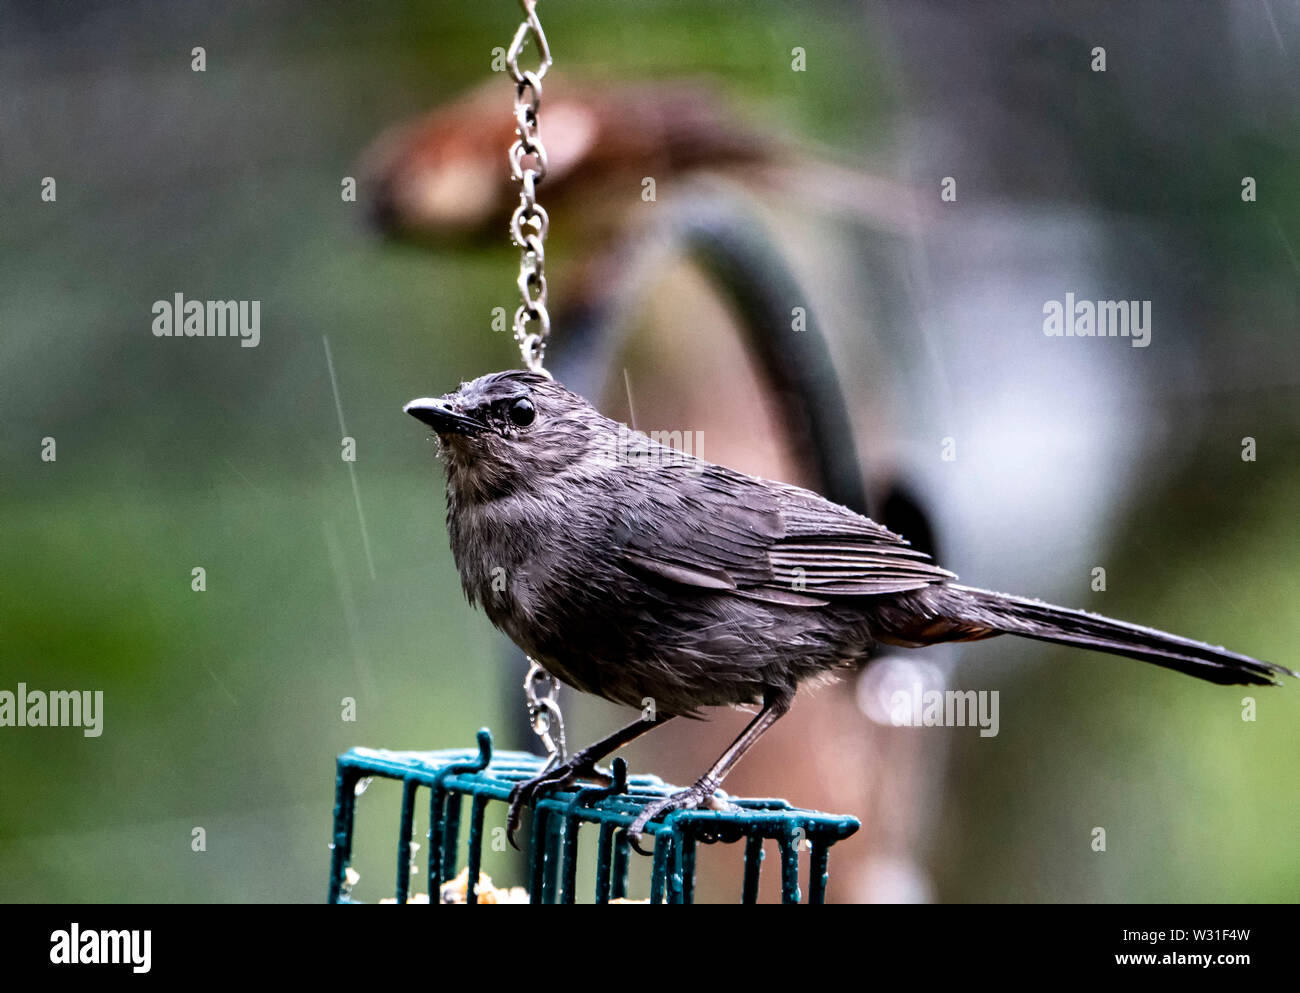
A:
504;757;610;850
626;780;728;856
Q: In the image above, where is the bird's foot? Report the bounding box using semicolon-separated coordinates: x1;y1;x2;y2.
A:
505;755;612;850
627;778;733;855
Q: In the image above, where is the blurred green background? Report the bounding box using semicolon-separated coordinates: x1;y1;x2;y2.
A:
1;0;1296;902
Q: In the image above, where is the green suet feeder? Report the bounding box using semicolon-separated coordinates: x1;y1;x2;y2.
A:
329;729;859;904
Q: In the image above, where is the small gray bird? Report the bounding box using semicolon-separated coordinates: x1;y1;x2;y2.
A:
406;370;1292;849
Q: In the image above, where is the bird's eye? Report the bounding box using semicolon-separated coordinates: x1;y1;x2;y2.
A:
507;397;536;427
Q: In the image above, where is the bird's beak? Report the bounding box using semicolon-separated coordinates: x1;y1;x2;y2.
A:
404;397;484;436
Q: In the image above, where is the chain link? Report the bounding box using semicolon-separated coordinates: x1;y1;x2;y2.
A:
508;3;564;762
507;0;553;377
524;658;566;769
508;3;564;763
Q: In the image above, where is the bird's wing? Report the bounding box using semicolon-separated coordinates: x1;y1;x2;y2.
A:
769;481;956;594
614;464;954;602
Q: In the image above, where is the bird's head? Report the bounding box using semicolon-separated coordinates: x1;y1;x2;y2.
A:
405;370;615;502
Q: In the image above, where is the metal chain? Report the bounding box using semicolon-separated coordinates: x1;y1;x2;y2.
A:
507;0;553;377
524;658;566;768
507;4;564;763
508;2;564;765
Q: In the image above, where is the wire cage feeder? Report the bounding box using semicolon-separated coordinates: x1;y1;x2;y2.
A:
329;729;859;904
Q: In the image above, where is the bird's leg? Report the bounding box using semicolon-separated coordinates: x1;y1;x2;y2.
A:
506;714;675;849
627;688;793;855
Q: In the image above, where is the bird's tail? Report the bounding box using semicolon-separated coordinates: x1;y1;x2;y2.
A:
892;584;1294;687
